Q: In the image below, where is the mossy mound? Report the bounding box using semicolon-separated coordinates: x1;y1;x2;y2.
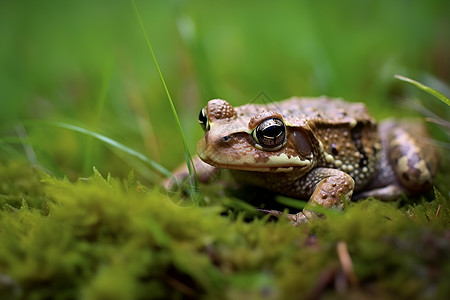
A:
0;162;449;300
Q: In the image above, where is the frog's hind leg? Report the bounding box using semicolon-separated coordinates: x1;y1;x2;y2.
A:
356;119;439;200
387;120;439;191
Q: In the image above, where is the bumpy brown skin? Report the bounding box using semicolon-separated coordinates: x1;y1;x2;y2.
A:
165;98;439;225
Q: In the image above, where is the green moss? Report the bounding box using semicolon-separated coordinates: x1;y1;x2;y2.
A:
0;162;449;299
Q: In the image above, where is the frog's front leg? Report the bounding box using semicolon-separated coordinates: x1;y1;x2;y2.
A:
287;168;355;225
163;156;219;191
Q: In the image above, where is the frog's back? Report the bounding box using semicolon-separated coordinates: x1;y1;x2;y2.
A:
236;96;374;127
273;97;374;126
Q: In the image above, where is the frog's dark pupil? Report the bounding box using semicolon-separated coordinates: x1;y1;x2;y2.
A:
262;125;283;138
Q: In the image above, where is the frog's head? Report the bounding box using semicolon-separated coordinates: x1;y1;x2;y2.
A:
197;99;315;173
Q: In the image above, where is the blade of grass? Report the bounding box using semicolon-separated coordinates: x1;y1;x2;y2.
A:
83;58;113;175
395;74;450;106
34;121;175;181
131;0;200;203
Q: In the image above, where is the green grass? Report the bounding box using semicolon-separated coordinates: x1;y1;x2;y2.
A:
1;0;450;299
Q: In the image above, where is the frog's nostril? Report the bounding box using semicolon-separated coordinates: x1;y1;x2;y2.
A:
222;136;231;142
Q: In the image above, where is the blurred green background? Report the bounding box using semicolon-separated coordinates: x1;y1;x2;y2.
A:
1;0;449;182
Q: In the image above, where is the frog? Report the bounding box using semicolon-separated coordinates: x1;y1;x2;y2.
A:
166;97;439;225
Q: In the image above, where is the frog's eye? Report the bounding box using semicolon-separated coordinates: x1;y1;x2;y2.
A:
252;118;286;151
198;107;210;131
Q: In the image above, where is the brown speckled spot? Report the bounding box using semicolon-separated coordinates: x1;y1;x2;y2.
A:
331;143;338;155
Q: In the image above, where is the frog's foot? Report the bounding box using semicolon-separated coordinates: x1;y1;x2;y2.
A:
288;212;310;226
257;209;310;226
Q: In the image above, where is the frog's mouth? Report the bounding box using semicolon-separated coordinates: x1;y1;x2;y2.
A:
199;155;311;173
218;164;306;173
198;142;311;173
197;129;312;172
